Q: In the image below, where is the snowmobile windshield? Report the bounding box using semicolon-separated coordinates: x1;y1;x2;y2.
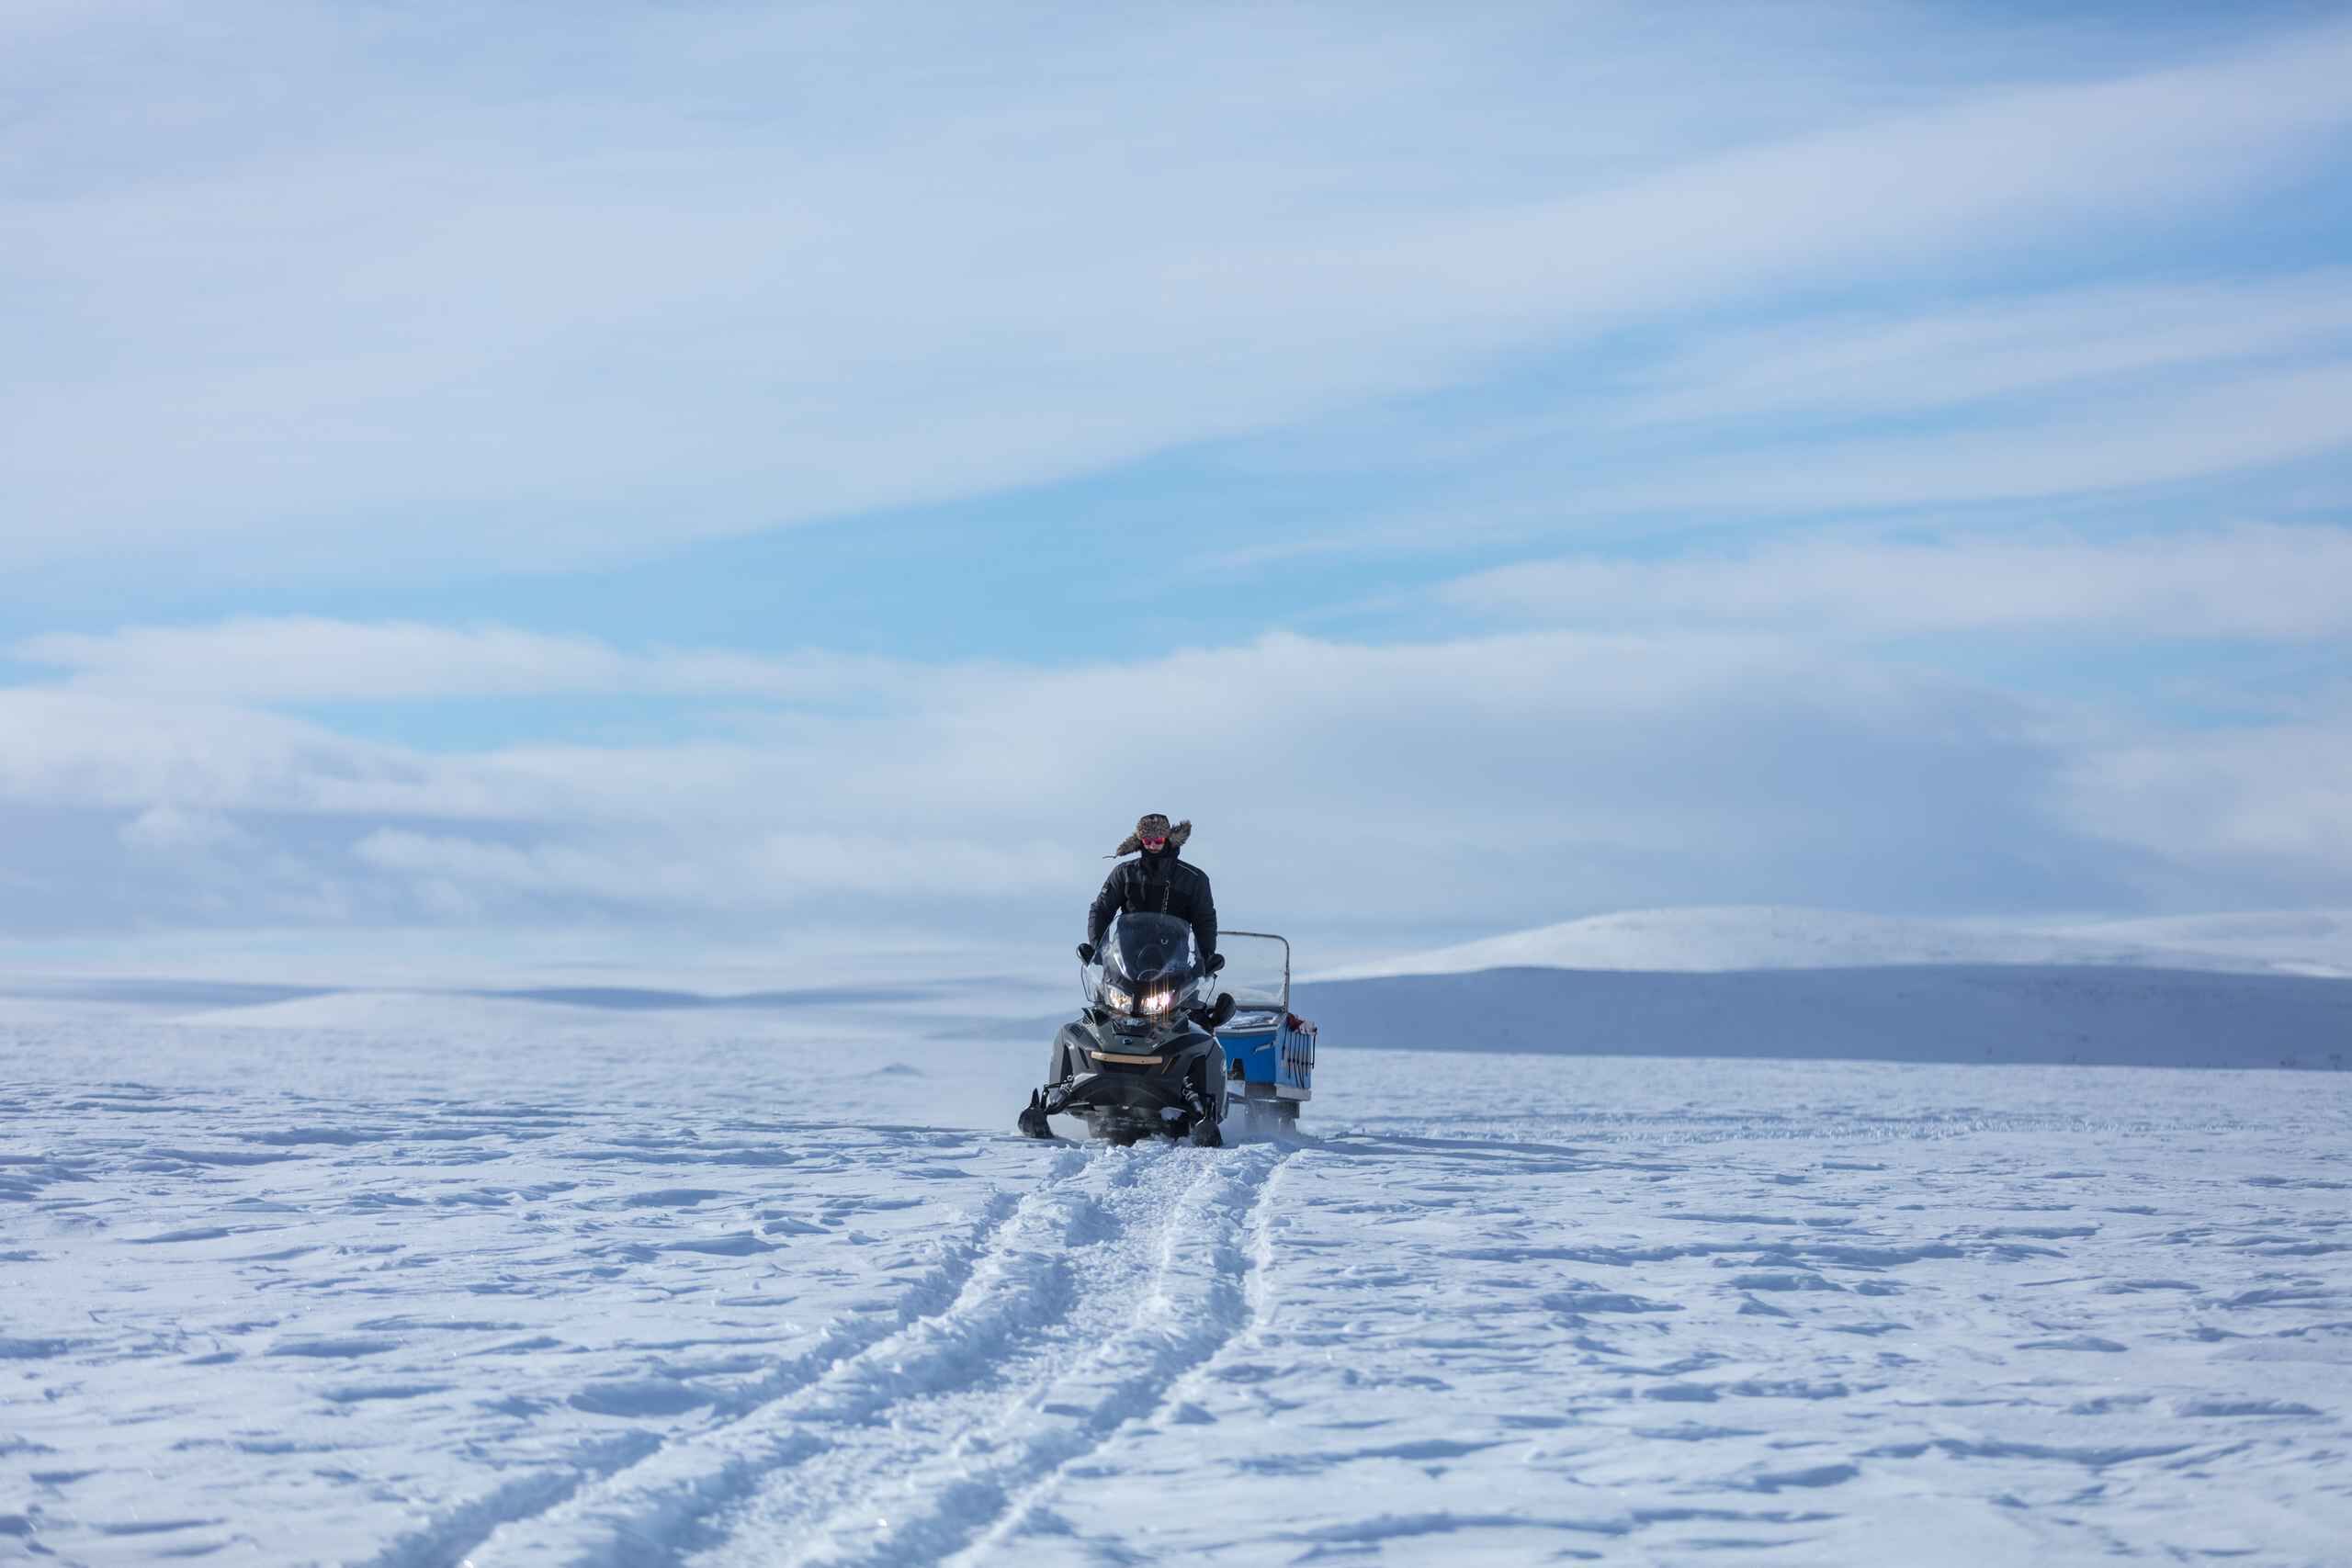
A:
1216;933;1288;1013
1097;913;1199;1018
1106;913;1196;986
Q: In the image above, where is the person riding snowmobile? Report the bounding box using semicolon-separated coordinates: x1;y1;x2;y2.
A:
1080;813;1217;976
1020;812;1230;1143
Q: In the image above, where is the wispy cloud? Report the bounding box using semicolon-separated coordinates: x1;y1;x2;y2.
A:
16;618;931;705
1446;525;2352;640
6;10;2348;581
1167;262;2352;581
1612;272;2352;428
351;826;1082;917
1555;363;2352;516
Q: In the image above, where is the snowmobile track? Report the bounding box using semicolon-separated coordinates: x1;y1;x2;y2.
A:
684;1142;1291;1567
939;1142;1295;1566
458;1142;1286;1568
454;1145;1087;1567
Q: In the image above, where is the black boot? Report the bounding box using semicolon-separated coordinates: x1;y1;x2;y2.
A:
1016;1089;1053;1140
1181;1081;1222;1147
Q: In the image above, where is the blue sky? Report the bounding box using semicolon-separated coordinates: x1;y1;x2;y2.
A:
3;3;2349;978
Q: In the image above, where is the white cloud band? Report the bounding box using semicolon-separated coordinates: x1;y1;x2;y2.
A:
1447;525;2352;640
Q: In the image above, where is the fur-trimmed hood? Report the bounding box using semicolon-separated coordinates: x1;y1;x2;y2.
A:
1108;818;1192;859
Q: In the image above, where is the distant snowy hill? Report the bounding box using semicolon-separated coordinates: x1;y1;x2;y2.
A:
1288;908;2352;1069
1291;964;2352;1070
1311;905;2352;980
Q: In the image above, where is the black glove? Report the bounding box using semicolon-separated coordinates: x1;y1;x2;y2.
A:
1076;942;1096;964
1205;953;1226;975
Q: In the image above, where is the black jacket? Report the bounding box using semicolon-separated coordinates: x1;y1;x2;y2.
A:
1089;846;1216;964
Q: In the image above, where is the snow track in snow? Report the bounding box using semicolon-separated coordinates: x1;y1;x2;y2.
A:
421;1173;1049;1568
445;1142;1290;1567
681;1144;1289;1567
454;1152;1077;1568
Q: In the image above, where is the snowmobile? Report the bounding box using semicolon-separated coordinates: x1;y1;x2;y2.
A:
1019;912;1238;1146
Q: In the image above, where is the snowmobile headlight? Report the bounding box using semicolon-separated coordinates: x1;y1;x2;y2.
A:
1100;981;1132;1012
1141;987;1173;1014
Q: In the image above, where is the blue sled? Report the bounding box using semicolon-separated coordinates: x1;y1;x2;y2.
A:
1213;930;1316;1128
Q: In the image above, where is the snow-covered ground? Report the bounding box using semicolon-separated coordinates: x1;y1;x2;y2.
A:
6;994;2350;1566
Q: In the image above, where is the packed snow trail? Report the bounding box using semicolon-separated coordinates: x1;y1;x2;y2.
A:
459;1143;1287;1566
689;1145;1283;1566
4;1014;2350;1564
